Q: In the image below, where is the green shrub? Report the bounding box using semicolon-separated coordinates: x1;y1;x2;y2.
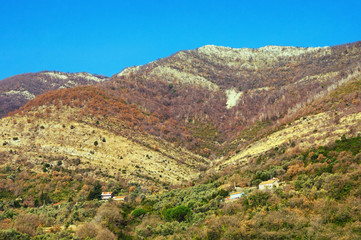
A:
0;209;18;220
155;222;179;236
132;208;147;218
164;205;191;222
87;182;102;200
243;191;270;209
218;189;229;198
0;229;30;240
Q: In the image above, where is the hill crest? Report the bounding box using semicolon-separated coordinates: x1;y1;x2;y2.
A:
0;71;108;118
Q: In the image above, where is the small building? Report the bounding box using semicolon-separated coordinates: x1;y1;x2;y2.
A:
113;196;128;202
224;191;245;202
229;191;244;199
52;201;65;209
259;178;279;190
101;192;114;200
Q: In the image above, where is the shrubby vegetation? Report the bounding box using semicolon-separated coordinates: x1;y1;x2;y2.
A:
1;135;361;239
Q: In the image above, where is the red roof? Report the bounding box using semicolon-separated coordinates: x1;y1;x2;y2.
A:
101;192;113;195
52;201;64;206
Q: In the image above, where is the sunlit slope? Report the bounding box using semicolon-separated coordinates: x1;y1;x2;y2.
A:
0;106;208;185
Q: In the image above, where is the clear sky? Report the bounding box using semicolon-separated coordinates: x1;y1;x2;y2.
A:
1;0;360;80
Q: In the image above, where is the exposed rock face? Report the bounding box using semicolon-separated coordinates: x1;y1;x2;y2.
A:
0;71;108;118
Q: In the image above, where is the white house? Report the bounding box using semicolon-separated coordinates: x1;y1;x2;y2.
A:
229;191;244;199
259;178;279;190
101;192;114;200
224;191;245;202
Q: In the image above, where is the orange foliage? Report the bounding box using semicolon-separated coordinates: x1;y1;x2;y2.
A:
286;162;304;179
0;218;12;229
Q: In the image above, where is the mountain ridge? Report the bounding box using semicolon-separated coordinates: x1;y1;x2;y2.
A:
0;71;108;118
1;41;361;177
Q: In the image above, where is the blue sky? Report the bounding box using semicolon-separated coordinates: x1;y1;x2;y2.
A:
1;0;360;80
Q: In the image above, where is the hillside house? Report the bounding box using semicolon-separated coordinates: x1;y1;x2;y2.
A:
229;191;244;199
224;191;245;202
101;192;114;200
113;196;128;202
259;178;279;190
52;201;65;209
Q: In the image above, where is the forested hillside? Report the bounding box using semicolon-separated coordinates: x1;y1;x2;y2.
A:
0;41;361;239
10;41;361;159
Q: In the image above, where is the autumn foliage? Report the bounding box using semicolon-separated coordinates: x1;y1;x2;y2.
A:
10;41;361;158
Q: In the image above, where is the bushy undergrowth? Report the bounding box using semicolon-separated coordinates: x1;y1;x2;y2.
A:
1;136;361;239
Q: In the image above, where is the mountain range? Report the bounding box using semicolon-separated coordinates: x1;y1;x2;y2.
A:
1;41;361;239
1;41;361;186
